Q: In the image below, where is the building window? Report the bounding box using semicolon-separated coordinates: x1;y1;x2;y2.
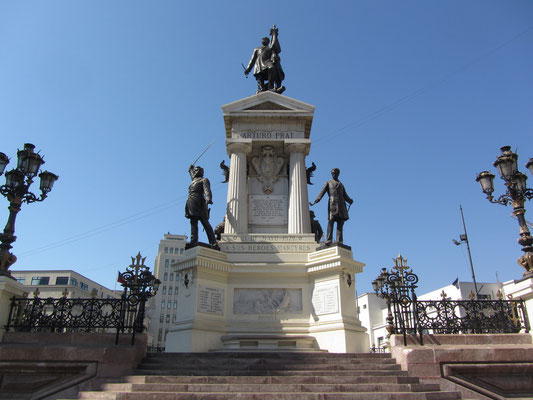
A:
14;277;25;284
165;259;169;268
70;277;78;286
174;287;178;296
169;273;174;281
55;276;69;285
167;300;171;309
160;314;164;323
164;247;168;253
158;329;162;341
163;273;168;281
31;277;50;285
166;314;170;323
171;259;175;265
172;314;176;322
173;300;177;309
80;282;89;291
168;286;172;295
170;247;173;254
162;286;166;295
180;248;184;254
161;301;165;309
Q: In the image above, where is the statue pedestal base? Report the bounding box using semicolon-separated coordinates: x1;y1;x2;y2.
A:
165;234;369;353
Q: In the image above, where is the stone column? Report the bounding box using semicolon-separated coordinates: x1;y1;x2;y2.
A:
287;142;311;234
225;141;252;234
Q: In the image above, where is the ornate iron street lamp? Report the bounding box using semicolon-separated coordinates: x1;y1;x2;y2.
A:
476;146;533;279
0;143;58;277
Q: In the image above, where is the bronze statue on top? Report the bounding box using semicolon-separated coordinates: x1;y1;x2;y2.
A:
185;165;217;247
310;168;354;245
244;25;285;94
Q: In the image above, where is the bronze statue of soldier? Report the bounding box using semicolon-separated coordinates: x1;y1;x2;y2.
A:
244;25;285;94
185;165;217;247
310;168;353;245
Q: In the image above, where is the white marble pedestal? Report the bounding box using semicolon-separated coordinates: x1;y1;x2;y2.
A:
165;235;368;353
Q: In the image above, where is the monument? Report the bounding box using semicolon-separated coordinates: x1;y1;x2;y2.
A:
166;28;367;352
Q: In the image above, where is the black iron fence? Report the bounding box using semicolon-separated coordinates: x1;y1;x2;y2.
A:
388;297;530;345
373;255;531;346
4;294;147;345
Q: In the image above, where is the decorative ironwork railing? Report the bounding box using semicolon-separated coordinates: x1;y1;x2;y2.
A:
4;295;147;345
389;298;530;345
4;252;160;345
374;254;531;346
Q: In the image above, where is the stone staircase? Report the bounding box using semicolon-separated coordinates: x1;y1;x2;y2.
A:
71;352;462;399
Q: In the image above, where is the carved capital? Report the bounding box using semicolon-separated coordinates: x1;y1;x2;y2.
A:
285;141;310;155
226;141;252;156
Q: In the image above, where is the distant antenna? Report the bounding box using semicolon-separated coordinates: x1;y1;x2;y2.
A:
452;205;479;299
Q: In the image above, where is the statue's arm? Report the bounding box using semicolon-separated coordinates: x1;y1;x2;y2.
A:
188;165;194;180
311;182;328;205
245;49;258;74
270;31;281;55
203;178;213;204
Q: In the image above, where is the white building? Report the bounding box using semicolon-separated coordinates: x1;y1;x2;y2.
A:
146;233;187;349
10;270;120;299
358;281;505;351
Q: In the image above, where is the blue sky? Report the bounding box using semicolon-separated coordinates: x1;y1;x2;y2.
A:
1;1;532;295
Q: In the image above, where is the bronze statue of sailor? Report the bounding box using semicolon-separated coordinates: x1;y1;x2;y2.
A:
310;168;354;245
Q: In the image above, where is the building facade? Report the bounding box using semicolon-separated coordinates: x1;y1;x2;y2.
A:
146;233;187;349
10;270;120;299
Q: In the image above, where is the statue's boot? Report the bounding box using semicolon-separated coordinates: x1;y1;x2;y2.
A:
276;86;286;94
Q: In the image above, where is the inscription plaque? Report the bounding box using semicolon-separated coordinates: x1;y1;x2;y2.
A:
197;286;224;315
249;195;288;225
235;131;304;140
312;285;339;315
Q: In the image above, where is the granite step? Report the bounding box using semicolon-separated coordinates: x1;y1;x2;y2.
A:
133;368;408;376
77;391;461;400
71;352;462;400
136;362;402;371
120;375;421;384
146;352;392;359
139;356;397;366
98;382;443;393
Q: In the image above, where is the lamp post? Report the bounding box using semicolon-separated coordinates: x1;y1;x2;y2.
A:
0;143;58;277
476;146;533;279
